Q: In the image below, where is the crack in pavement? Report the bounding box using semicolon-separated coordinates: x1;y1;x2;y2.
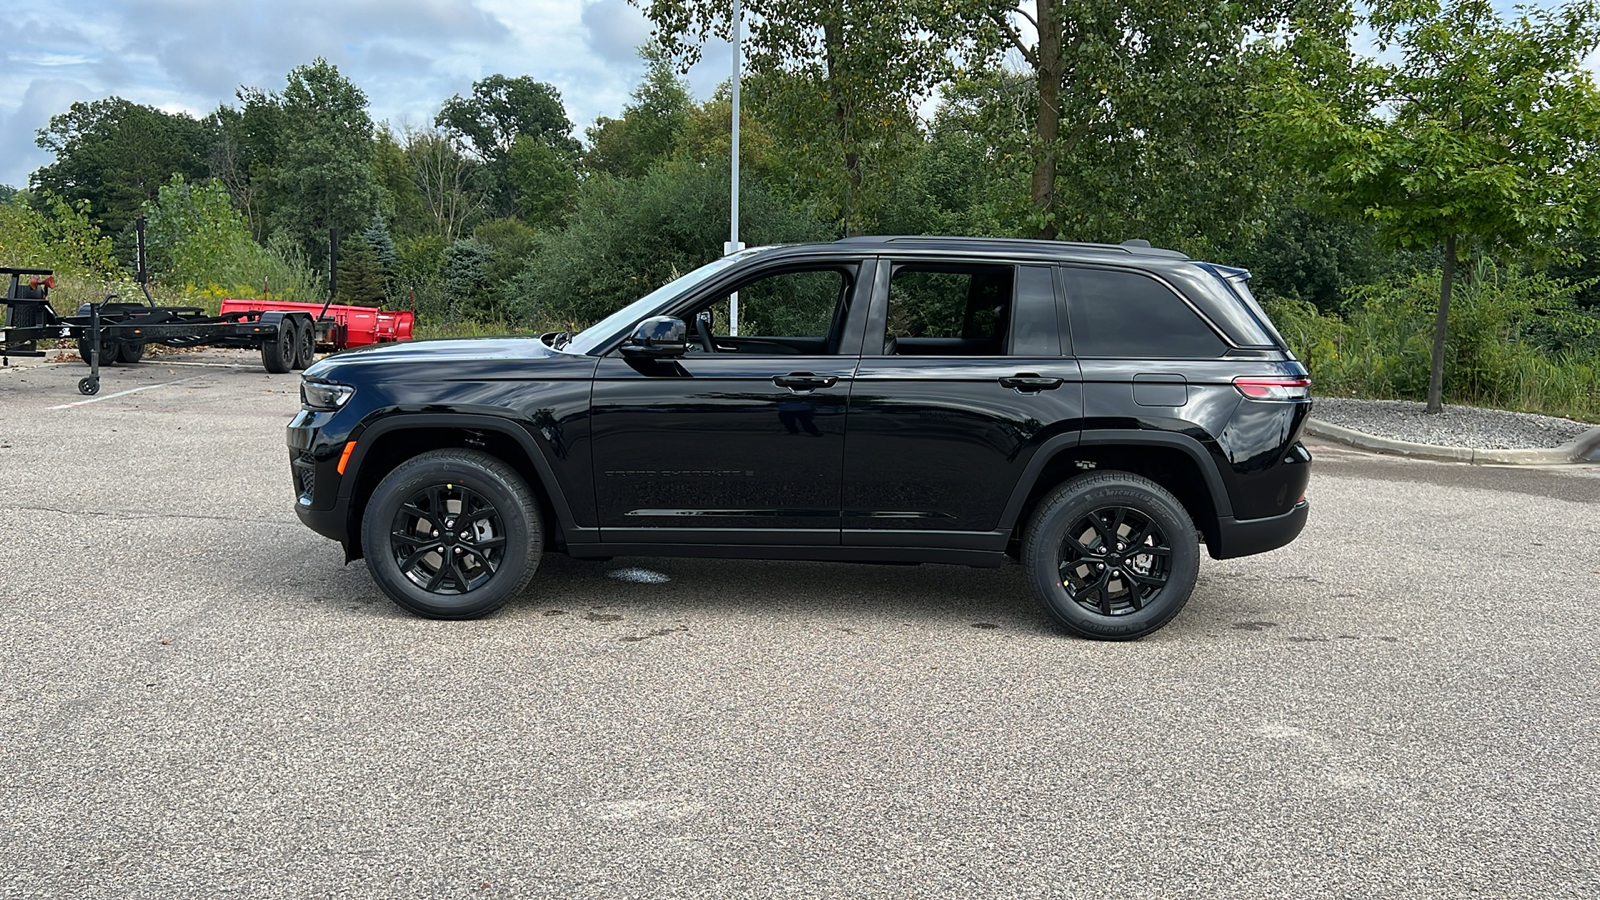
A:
6;504;300;527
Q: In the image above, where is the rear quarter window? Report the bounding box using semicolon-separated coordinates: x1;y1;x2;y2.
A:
1062;267;1227;358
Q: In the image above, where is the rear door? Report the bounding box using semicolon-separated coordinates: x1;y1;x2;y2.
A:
841;260;1082;549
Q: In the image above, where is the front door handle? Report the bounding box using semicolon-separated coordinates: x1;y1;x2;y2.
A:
773;372;838;392
999;374;1064;393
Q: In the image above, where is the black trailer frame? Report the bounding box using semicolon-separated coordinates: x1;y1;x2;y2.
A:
1;219;340;395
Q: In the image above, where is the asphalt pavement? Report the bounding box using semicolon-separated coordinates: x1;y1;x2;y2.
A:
1;350;1597;899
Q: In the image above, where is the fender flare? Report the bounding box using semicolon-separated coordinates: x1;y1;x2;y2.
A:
339;412;584;537
996;429;1233;532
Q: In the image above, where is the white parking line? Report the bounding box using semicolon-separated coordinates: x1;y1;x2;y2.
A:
48;373;210;409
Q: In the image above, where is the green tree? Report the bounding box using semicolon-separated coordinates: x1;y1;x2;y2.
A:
0;192;118;277
336;235;388;304
506;136;576;226
31;97;212;249
584;48;694;178
638;0;946;234
251;59;379;263
403;126;487;241
142;175;318;299
435;75;581;217
1259;0;1600;412
519;164;832;327
939;1;1309;247
370;128;430;238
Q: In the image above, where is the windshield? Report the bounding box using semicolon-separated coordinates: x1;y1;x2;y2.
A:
563;255;745;355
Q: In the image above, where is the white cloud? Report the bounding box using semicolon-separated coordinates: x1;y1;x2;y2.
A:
0;0;738;188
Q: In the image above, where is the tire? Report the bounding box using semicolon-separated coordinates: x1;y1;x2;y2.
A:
76;338;118;367
360;449;542;619
290;317;315;370
1022;472;1200;641
116;341;145;364
260;320;294;373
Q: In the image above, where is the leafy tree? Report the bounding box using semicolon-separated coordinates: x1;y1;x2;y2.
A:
941;1;1310;248
638;0;947;234
142;175;318;299
519;163;832;327
31;97;212;249
584;48;694;178
506;136;576;226
370;128;430;239
878;72;1033;237
403;126;487;241
435;75;581;218
251;59;380;263
0;192;118;277
0;185;17;204
1259;0;1600;412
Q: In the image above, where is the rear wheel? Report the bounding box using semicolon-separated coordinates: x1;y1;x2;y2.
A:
116;341;145;364
360;449;542;619
1022;472;1200;640
291;317;315;370
260;320;294;373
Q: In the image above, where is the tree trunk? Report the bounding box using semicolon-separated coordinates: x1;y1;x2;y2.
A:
1031;0;1062;240
822;19;863;236
1426;233;1457;414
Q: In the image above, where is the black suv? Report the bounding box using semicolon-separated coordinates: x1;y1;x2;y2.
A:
288;237;1311;639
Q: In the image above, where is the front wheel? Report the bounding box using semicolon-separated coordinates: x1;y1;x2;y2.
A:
360;449;542;619
1022;472;1200;640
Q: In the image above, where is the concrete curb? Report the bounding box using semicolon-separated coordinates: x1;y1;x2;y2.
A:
1306;419;1600;465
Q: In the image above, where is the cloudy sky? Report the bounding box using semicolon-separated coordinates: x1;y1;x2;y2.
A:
0;0;739;189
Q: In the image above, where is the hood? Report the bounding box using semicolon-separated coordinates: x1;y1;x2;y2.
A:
304;336;572;380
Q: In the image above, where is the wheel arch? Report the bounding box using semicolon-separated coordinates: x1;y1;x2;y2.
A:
341;414;577;560
1000;431;1231;554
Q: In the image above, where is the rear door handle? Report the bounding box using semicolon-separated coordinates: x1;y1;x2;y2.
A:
773;372;838;392
999;374;1064;392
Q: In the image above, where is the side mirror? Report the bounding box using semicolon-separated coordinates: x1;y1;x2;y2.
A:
620;316;688;358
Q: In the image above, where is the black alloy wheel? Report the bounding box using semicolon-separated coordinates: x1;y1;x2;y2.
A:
389;483;506;594
1057;506;1172;616
361;449;541;619
1023;472;1199;640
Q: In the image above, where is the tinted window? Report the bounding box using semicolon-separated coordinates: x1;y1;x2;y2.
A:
1063;268;1226;358
885;264;1013;356
702;268;848;339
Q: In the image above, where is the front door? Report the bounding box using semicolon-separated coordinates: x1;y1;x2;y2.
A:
591;261;871;546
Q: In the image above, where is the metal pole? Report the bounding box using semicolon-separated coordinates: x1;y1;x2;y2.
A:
724;0;745;336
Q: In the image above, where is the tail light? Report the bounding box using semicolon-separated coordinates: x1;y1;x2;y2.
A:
1233;376;1311;400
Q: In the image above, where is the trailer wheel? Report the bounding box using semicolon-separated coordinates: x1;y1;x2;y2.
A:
76;338;117;367
260;322;294;373
116;342;145;364
291;318;315;370
77;376;99;396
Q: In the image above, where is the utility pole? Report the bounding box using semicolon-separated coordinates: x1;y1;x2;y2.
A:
723;0;745;335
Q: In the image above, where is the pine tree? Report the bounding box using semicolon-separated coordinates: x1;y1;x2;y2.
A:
336;236;388;305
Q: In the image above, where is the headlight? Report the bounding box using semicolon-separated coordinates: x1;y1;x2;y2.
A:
301;380;355;410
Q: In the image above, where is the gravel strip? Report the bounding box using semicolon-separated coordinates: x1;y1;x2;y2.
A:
1311;397;1596;450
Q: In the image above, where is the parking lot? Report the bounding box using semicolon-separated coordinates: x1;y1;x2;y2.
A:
2;349;1597;899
